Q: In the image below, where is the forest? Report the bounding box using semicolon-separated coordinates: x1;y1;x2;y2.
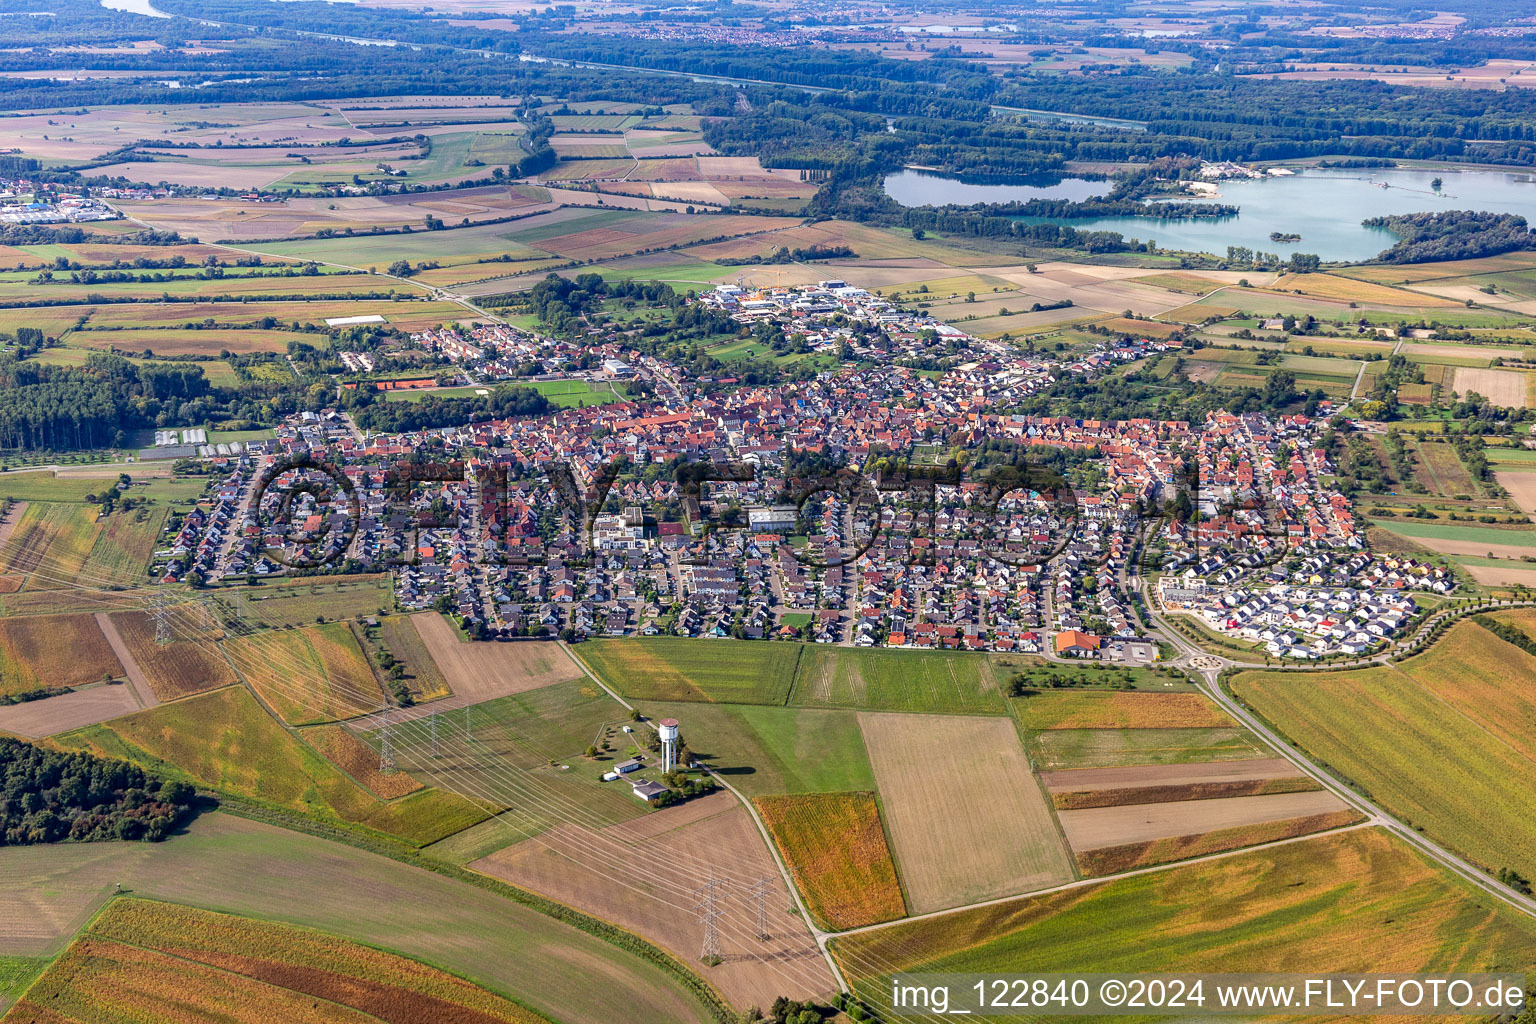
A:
1364;211;1536;263
0;354;212;451
346;384;553;434
0;737;195;845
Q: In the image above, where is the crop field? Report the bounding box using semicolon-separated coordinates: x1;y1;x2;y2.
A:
0;613;122;696
1370;519;1536;558
1413;440;1478;495
831;828;1536;1010
79;300;468;332
369;613;450;701
0;813;711;1024
791;646;1008;715
11;898;550;1024
1232;619;1536;881
224;623;383;726
1271;272;1458;306
303;724;424;799
756;792;906;930
1013;691;1229;730
55;685;491;846
1027;726;1268;770
412;614;583;703
632;702;873;798
473;791;836;1009
0;503;102;591
109;608;237;701
61;327;320;356
574;636;802;705
1452;366;1529;407
859;712;1073;913
1050;774;1318;810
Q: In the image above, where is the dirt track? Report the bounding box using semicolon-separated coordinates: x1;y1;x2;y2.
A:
94;611;159;711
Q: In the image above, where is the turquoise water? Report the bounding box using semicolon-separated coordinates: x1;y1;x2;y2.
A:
884;169;1112;207
1015;167;1536;261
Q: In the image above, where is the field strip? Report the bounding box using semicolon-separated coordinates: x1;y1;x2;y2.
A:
94;611;159;711
0;500;28;553
1056;790;1348;850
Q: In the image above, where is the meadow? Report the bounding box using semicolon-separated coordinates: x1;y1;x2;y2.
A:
830;828;1536;1010
11;898;550;1024
54;685;491;846
574;636;802;705
1232;619;1536;881
756;792;906;930
214;575;394;630
790;645;1009;715
0;812;713;1024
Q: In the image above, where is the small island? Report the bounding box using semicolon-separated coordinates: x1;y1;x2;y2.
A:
1270;231;1302;243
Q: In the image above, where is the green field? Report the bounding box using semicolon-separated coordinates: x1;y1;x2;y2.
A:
213;575;394;630
790;645;1009;715
0;812;716;1024
573;637;802;705
831;828;1536;1016
1027;727;1267;770
633;702;875;797
1372;519;1536;548
1232;618;1536;882
54;686;491;846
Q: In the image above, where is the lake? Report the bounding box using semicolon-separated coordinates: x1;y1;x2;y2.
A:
885;169;1113;207
100;0;169;15
1016;167;1536;262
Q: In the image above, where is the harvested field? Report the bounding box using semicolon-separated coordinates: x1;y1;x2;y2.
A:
0;684;140;740
830;828;1536;1011
65;327;322;356
1101;316;1182;337
54;686;492;846
1452;366;1528;407
1051;775;1319;809
1075;810;1365;875
1495;470;1536;519
1466;563;1536;587
109;607;236;701
0;613;122;696
859;712;1072;913
472;791;837;1009
1056;790;1349;850
1272;272;1457;307
1028;727;1267;770
0;813;710;1024
225;622;384;726
305;724;424;799
1040;757;1299;793
756;792;905;930
1014;690;1229;730
12;898;550;1024
575;636;799;705
414;614;581;704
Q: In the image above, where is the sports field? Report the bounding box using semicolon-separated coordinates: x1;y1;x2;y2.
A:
1232;619;1536;881
859;712;1073;913
830;828;1536;1011
0;812;714;1024
10;898;550;1023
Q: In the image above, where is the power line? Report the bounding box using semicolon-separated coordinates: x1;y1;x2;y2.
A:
749;876;772;942
693;868;726;964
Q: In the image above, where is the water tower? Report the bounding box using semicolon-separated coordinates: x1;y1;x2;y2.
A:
659;718;680;772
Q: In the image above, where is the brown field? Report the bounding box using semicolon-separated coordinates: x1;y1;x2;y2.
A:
1452;366;1528;407
1014;690;1230;730
0;683;141;739
1040;758;1300;793
756;792;906;930
858;712;1073;913
1051;776;1319;810
304;724;424;799
109;607;238;701
1467;563;1536;586
411;614;581;705
11;898;551;1024
1496;470;1536;520
1100;316;1182;338
472;791;838;1009
1056;789;1349;851
1074;810;1366;876
66;327;328;356
0;613;123;696
225;622;384;726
